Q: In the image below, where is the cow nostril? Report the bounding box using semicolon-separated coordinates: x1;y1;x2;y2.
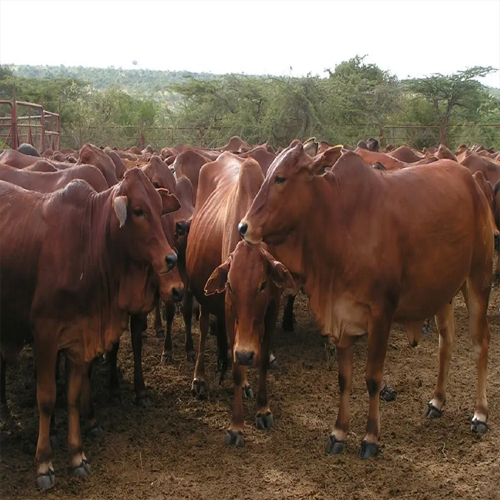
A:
238;222;248;236
166;253;178;271
172;287;184;302
235;350;255;366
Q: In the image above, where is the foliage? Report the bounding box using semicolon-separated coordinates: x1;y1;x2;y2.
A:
1;62;499;150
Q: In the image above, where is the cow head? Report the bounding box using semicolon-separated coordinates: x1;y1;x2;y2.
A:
112;168;180;275
159;265;185;304
204;241;294;368
142;155;177;193
238;144;343;245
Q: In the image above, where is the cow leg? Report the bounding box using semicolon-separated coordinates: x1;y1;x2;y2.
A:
360;318;391;459
216;315;229;384
225;363;245;447
426;302;455;419
154;301;164;338
0;355;7;409
66;358;90;478
464;280;490;434
281;294;296;332
107;341;121;399
255;303;276;430
183;291;196;363
191;307;209;399
34;347;57;490
326;344;353;455
80;361;102;439
161;301;176;364
131;313;149;406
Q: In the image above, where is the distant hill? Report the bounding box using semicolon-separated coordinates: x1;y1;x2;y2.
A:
7;64;500;104
9;64;221;104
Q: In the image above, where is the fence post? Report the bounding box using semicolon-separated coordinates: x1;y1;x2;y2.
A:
11;86;19;150
440;118;446;145
140;129;145;150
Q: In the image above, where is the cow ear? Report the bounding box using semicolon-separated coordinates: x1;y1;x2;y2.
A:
269;260;295;292
113;195;128;228
204;259;231;296
308;145;343;176
158;188;180;215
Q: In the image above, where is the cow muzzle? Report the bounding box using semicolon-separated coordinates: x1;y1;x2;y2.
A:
235;349;256;367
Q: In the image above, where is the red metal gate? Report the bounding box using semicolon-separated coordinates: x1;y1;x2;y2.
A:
0;95;60;152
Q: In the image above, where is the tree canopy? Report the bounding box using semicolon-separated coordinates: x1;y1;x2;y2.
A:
1;60;499;150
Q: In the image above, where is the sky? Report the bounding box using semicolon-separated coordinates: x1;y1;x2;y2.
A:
1;0;499;87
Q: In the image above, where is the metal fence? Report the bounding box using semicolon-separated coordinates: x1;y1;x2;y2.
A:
0;95;61;152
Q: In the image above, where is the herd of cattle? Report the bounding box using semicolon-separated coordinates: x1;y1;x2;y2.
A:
0;135;499;490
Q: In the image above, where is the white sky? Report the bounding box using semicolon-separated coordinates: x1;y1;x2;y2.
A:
1;0;499;87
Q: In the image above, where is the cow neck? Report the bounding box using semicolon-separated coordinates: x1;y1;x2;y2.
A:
298;173;348;336
80;186;130;357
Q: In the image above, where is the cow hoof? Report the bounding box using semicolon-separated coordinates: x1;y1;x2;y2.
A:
186;351;196;364
36;470;55;491
359;441;379;459
471;418;488;435
156;330;165;339
50;434;58;448
136;395;151;408
87;424;103;440
191;379;208;399
72;459;91;478
242;385;253;400
326;435;345;455
269;353;279;370
161;352;172;364
225;430;244;447
256;411;273;430
425;403;442;419
380;384;397;402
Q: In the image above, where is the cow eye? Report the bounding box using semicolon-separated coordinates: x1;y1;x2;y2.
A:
133;208;145;217
259;281;267;292
274;176;286;184
153;182;160;188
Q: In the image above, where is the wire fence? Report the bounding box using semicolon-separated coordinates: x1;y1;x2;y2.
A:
60;123;500;151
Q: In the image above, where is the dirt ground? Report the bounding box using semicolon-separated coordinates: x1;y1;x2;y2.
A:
1;286;499;500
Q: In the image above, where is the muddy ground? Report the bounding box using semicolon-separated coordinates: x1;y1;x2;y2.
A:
1;287;499;500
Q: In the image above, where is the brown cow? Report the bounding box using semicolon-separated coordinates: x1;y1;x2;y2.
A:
435;144;457;161
221;136;251;152
105;149;126;179
172;148;211;202
239;145;276;175
389;145;423;163
0;169;179;489
239;145;493;458
78;143;119;186
205;240;294;446
0;162;109;193
0;149;39;168
187;153;293;442
354;148;405;170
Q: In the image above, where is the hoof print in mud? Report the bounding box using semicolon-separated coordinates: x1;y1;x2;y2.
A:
225;429;244;447
425;403;442;419
326;435;345;455
242;385;253;400
471;418;488;435
380;384;397;402
191;379;208;399
255;411;273;430
72;459;91;478
36;469;55;491
87;425;103;440
359;440;379;459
